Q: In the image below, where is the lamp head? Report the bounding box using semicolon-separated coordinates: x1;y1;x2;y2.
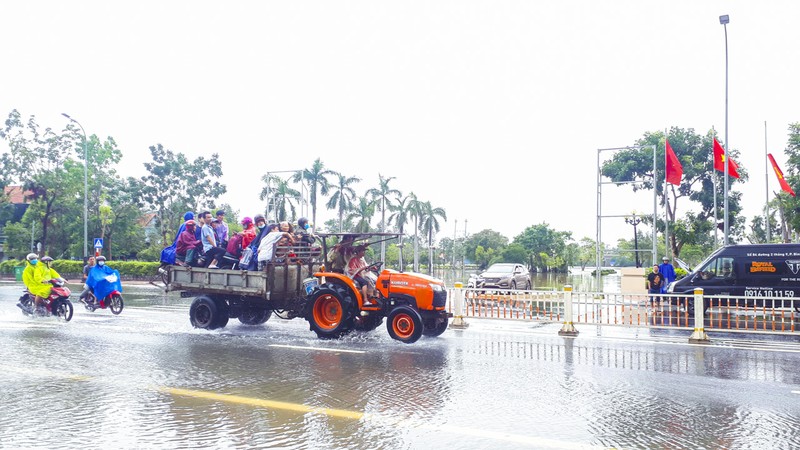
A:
719;15;729;25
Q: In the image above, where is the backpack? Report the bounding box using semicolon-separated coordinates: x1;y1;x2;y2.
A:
226;233;243;257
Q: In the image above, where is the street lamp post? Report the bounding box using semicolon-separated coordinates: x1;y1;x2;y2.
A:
720;14;730;245
625;213;642;268
61;113;88;261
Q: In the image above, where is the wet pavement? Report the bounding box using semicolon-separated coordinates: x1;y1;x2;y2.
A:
1;280;799;449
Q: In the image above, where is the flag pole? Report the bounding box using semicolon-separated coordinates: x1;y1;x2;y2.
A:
765;121;771;242
712;129;718;249
664;130;669;259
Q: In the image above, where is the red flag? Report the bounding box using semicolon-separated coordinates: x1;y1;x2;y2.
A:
713;138;741;178
768;153;795;197
665;140;683;185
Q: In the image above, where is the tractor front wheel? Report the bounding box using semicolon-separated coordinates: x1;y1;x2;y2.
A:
386;306;423;344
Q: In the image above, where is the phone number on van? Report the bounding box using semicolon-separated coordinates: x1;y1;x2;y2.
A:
743;289;796;297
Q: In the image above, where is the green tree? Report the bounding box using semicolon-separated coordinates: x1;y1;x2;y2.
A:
464;229;508;269
418;201;447;275
601;127;747;257
514;223;572;272
407;193;424;272
260;174;301;222
326;172;360;232
139;144;226;245
778;123;800;236
0;109;83;256
387;194;413;269
346;196;376;233
292;158;334;228
366;174;401;262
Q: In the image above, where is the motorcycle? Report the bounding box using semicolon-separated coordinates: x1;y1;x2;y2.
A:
81;271;124;315
17;278;74;321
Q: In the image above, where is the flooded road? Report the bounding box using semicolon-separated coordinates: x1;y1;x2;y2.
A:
1;281;799;449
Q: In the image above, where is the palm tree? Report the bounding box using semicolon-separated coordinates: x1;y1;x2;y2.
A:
388;194;412;270
407;193;423;272
366;174;401;262
326;172;361;231
259;174;300;222
292;158;334;229
346;196;376;233
419;200;447;275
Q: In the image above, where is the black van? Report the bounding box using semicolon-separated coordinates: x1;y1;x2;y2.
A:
667;244;800;312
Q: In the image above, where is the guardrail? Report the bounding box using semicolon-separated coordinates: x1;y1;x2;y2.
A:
446;286;800;342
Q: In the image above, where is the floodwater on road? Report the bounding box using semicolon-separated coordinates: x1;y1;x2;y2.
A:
0;281;798;449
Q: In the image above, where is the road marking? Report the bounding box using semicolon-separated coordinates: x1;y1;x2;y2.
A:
162;386;604;449
792;391;800;395
159;386;365;420
1;364;606;449
268;344;365;354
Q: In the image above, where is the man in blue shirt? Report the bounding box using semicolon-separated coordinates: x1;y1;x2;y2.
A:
200;211;225;268
659;256;677;293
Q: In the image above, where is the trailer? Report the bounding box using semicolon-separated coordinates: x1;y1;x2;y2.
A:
160;233;450;343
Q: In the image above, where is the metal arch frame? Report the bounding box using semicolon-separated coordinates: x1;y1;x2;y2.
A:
596;145;658;289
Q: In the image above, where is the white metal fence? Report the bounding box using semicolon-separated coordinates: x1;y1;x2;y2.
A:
447;286;800;340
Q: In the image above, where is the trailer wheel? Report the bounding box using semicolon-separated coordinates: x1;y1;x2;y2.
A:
386;306;423;344
239;307;271;325
422;316;449;337
213;297;229;328
307;284;355;339
190;296;226;330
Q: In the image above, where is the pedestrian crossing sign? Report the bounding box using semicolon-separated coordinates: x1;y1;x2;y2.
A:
94;238;103;249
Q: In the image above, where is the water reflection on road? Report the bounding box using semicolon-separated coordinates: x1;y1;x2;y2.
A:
0;281;798;449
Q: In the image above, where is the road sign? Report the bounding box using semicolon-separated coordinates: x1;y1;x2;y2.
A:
94;238;103;249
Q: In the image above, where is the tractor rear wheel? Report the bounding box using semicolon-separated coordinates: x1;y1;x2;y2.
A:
386;306;423;344
307;284;356;339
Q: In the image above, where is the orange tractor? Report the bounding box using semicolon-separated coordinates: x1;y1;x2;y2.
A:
306;232;450;343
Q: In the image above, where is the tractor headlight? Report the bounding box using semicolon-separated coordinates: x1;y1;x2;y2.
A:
429;283;444;292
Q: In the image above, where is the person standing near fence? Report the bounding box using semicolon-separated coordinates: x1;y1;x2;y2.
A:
647;264;664;304
658;256;676;294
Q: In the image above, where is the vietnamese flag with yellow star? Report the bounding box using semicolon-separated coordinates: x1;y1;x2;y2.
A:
768;153;795;196
713;138;741;178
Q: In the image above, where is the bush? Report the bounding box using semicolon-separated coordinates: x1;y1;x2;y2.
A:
1;259;160;277
0;259;24;274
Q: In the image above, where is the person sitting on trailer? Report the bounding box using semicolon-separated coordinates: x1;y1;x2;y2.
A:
328;235;355;273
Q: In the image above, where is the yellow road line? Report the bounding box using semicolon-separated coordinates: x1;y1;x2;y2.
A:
158;386;365;420
2;364;609;449
268;344;365;354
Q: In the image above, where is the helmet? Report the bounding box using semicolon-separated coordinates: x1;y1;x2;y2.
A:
241;217;253;225
96;256;106;262
185;219;196;227
26;253;38;261
183;211;194;221
41;256;53;263
254;214;266;223
298;217;309;229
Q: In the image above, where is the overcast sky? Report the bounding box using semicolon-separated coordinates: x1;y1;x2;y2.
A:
1;1;798;246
